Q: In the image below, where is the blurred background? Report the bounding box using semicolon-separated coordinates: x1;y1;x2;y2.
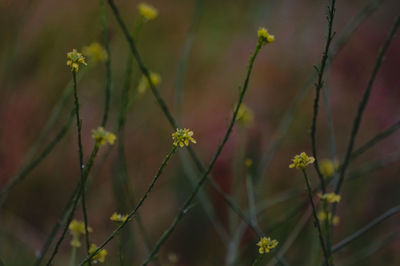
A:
0;0;400;265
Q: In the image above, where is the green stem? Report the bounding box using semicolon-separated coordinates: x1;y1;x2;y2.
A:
72;71;91;262
118;234;123;266
301;169;330;266
100;0;112;127
310;0;336;194
332;204;400;253
332;13;400;212
78;146;177;266
107;0;260;240
142;41;264;266
70;246;77;266
46;146;100;266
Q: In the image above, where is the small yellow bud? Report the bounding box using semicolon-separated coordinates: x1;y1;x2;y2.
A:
82;42;108;64
138;3;158;21
256;236;278;254
89;244;107;263
110;212;129;224
289;152;315;169
318;192;341;203
257;27;275;45
66;49;87;72
91;127;116;147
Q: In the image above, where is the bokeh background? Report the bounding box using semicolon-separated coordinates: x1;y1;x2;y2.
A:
0;0;400;265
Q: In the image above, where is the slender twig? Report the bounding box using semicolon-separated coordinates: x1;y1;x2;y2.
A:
0;68;89;208
142;40;265;266
351;120;400;160
46;146;100;266
310;0;336;193
71;72;91;261
254;0;384;185
332;204;400;253
107;0;259;238
78;147;177;266
100;0;112;127
301;169;330;265
332;14;400;210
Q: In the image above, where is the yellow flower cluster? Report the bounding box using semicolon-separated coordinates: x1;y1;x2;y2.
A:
172;128;196;147
110;212;129;224
236;104;254;126
289;152;315;169
91;127;116;147
138;3;158;21
317;211;340;225
137;72;162;94
66;49;87;72
256;236;278;254
257;27;275;45
69;219;92;248
318;192;341;203
82;42;108;64
89;244;107;263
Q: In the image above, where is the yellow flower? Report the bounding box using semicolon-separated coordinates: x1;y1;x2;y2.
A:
318;192;341;203
256;236;278;254
317;211;340;226
89;244;107;263
82;42;108;64
66;49;87;72
137;72;162;95
172;128;196;147
110;212;129;224
257;27;275;45
138;3;158;21
289;152;315;169
319;159;337;178
236;104;254;126
244;158;253;168
91;127;116;147
69;219;92;248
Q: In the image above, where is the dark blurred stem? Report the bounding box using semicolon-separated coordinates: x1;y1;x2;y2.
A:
310;0;336;194
78;146;177;266
142;41;265;266
100;0;112;127
118;234;123;266
0;110;74;208
72;71;91;262
332;204;400;253
351;120;400;160
107;0;259;240
332;14;400;213
301;169;330;266
46;145;99;266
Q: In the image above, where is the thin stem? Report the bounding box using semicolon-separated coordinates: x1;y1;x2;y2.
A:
254;0;384;185
332;204;400;253
46;146;100;266
332;14;400;211
72;71;91;259
310;0;336;193
70;246;77;266
78;146;177;266
142;41;265;266
118;234;123;266
301;169;330;266
351;120;400;160
107;0;259;239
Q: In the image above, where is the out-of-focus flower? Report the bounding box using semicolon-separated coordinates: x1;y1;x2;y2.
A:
236;104;254;126
82;42;108;64
319;159;338;178
318;192;341;203
138;3;158;21
91;127;116;147
137;72;161;95
89;244;107;263
69;219;92;248
317;211;340;225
